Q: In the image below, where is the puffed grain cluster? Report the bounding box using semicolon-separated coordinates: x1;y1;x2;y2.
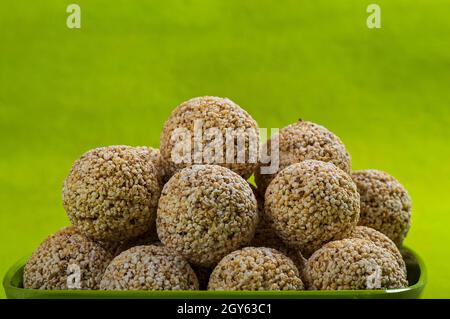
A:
157;165;259;267
347;226;406;274
160;96;260;179
208;247;304;290
265;160;360;256
100;245;198;290
352;169;411;246
24;227;112;290
305;238;408;290
255;120;351;194
62;146;162;242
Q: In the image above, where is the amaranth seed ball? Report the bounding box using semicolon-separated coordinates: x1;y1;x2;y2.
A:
160;96;260;179
62;146;162;242
347;226;406;275
100;245;198;290
305;238;408;290
352;169;412;246
157;165;259;267
208;247;304;290
255;120;351;194
265;160;360;256
24;227;112;290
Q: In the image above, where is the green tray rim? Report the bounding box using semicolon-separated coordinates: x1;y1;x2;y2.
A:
3;246;427;299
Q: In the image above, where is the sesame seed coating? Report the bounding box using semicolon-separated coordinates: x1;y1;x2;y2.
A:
305;238;408;290
134;146;168;185
208;247;304;290
62;146;162;242
265;160;360;257
160;96;260;179
255;120;351;194
157;165;259;267
352;169;412;246
100;245;198;290
347;226;406;275
24;227;112;290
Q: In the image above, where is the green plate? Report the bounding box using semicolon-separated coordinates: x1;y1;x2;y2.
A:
3;247;426;299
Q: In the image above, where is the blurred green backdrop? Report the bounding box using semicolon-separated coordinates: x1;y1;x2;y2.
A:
1;0;449;298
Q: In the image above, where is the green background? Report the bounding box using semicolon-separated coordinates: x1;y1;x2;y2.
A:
1;0;449;298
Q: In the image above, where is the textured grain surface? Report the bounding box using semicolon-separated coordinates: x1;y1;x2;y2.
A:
24;227;112;290
134;146;168;185
347;226;406;274
352;169;412;246
62;146;162;241
305;238;408;290
208;247;304;290
157;165;259;267
160;96;259;179
100;245;198;290
255;120;351;194
265;160;360;256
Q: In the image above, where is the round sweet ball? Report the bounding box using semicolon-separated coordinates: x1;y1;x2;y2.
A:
62;146;162;242
157;165;259;267
208;247;304;290
100;245;198;290
24;227;112;290
347;226;406;275
160;96;260;179
352;169;412;246
255;120;351;194
305;238;408;290
265;160;360;256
